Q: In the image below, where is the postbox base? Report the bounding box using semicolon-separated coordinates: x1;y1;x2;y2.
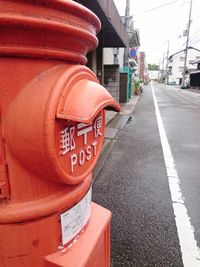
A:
45;202;111;267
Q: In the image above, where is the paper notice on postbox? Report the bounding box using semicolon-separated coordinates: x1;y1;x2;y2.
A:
60;186;92;246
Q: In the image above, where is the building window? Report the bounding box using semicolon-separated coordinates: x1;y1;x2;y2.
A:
168;66;172;75
196;56;200;60
179;67;184;72
180;57;185;61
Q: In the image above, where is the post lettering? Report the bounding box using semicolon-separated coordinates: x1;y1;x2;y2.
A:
92;141;97;156
86;145;92;161
94;115;102;138
60;126;75;155
79;150;85;166
70;154;77;173
77;123;92;145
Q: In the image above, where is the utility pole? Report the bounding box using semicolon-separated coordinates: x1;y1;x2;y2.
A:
165;40;170;84
123;0;130;67
162;53;165;83
181;0;192;88
162;53;165;71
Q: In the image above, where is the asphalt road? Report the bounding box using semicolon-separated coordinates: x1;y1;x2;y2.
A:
93;83;200;266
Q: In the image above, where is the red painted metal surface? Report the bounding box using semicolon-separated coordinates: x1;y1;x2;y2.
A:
45;203;111;267
0;1;120;266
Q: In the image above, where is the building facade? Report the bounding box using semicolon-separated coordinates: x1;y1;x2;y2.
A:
149;70;159;81
76;0;128;102
168;47;200;85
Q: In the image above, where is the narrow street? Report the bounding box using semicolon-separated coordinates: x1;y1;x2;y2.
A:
93;83;200;266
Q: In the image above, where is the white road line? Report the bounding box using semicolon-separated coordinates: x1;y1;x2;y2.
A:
151;83;200;267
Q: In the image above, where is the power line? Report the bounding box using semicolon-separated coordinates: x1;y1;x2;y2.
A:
182;28;200;46
190;28;200;39
146;41;167;54
188;29;200;45
180;28;200;47
189;36;200;46
190;37;200;46
144;0;180;13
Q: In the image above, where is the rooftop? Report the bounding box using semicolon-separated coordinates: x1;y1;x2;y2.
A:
78;0;128;47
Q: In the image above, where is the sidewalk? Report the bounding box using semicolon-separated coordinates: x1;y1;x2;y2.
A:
105;95;140;125
94;94;140;179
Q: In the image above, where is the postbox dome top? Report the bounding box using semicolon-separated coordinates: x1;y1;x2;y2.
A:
0;0;101;64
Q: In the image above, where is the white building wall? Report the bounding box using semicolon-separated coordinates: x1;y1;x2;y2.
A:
118;48;124;67
168;48;200;85
149;70;159;80
103;48;124;68
103;48;114;65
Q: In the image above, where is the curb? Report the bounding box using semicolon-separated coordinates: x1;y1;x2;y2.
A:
93;95;140;181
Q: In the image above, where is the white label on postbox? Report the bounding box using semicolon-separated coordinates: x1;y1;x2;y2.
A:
60;186;92;246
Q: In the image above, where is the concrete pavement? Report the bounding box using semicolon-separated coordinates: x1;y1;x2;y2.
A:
93;83;184;266
93;83;200;266
94;95;140;180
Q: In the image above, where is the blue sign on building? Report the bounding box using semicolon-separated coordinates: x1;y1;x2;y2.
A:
129;48;137;59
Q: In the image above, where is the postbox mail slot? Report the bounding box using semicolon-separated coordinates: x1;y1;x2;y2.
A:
56;79;120;124
54;78;120;183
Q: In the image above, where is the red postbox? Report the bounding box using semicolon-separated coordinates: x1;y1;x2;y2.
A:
0;1;120;266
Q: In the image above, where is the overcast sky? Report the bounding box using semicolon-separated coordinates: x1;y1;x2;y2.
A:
113;0;200;65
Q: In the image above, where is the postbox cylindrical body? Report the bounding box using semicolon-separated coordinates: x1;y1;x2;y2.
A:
0;1;120;267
